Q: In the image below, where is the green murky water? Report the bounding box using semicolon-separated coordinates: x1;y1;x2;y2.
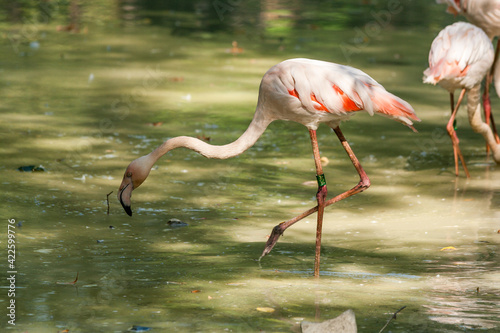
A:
1;2;499;332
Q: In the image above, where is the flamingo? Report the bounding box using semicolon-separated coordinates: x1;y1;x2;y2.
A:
118;58;419;277
423;22;500;177
436;0;500;148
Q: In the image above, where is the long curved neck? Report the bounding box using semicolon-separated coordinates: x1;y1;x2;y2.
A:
148;110;272;164
467;84;500;162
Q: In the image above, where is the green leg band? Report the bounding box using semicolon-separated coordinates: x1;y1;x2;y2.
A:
316;174;326;187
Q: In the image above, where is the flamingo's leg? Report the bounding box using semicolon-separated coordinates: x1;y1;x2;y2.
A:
260;127;370;272
447;89;470;178
308;129;327;278
489;109;500;144
450;92;460;174
483;39;500;155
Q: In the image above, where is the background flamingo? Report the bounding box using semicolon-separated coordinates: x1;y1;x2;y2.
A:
437;0;500;147
423;22;500;177
118;58;419;277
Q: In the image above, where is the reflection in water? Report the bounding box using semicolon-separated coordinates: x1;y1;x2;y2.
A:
425;260;500;330
268;269;421;280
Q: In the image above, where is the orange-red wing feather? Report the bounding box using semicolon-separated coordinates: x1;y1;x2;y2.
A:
332;85;362;112
310;93;328;111
288;86;362;113
288;89;299;99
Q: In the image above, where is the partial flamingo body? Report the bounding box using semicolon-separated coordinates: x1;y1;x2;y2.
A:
118;58;419;277
438;0;500;38
423;22;500;176
437;0;500;147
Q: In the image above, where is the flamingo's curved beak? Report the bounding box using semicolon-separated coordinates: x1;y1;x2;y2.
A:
118;182;133;216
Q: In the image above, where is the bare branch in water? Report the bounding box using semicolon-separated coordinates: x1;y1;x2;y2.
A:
106;191;113;215
379;306;406;333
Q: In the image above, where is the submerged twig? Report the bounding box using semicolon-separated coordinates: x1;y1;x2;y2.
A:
106;191;113;215
57;272;79;285
379;306;406;333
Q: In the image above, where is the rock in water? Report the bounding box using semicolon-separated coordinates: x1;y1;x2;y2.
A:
167;218;188;228
301;309;357;333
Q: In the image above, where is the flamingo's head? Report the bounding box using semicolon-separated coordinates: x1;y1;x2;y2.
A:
118;155;153;216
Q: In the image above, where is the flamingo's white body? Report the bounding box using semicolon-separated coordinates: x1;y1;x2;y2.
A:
118;58;419;277
437;0;500;145
423;22;500;176
424;22;494;92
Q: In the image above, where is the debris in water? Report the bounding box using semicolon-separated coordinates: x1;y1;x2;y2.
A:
167;218;188;228
18;165;45;172
128;325;151;332
226;41;244;55
379;306;406;333
197;134;211;142
440;246;457;251
256;307;275;313
106;191;113;215
145;121;163;127
56;272;79;285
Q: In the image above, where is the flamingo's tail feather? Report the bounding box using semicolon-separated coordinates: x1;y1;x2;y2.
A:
372;88;420;130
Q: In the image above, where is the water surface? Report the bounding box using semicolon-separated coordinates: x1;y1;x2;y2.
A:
0;1;499;332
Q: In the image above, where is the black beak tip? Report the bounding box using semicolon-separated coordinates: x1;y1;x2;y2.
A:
118;186;133;216
123;205;133;217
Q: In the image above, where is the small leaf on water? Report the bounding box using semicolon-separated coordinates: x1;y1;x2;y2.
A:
169;76;184;82
440;246;457;251
145;121;164;127
256;307;275;313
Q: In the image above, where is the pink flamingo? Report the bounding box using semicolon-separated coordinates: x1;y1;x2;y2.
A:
118;58;419;277
437;0;500;148
423;22;500;177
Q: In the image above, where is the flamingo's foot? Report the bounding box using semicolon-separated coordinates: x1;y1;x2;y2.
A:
259;222;286;260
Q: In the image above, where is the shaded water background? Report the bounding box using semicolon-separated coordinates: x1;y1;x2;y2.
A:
0;0;499;332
